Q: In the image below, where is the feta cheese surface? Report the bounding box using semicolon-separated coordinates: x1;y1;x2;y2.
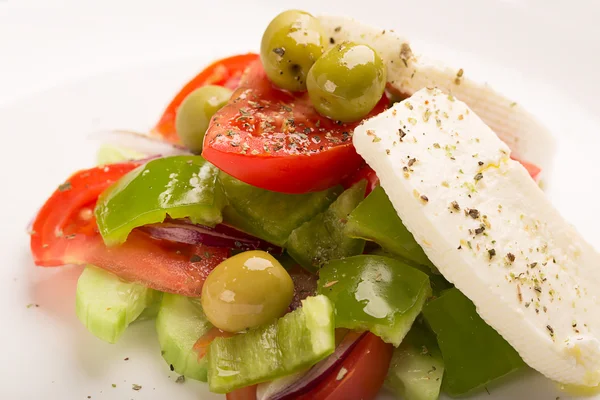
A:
353;87;600;386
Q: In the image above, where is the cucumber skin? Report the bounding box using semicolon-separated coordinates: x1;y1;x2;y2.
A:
75;265;160;344
156;294;213;382
386;325;444;400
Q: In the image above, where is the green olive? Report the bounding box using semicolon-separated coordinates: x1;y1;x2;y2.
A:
201;250;294;332
175;85;232;153
307;42;387;122
260;10;325;92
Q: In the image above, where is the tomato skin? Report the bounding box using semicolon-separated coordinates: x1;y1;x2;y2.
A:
193;327;235;360
225;385;257;400
511;155;541;180
296;332;393;400
203;61;389;194
30;162;140;265
342;164;379;196
204;142;364;194
30;163;229;296
153;53;259;143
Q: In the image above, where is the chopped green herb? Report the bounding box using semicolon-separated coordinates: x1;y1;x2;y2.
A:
58;182;72;192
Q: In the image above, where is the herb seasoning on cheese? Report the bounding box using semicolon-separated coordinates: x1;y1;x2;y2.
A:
353;87;600;387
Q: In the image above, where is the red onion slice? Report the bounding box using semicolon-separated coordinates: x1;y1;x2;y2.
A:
90;129;191;156
257;331;366;400
141;221;282;254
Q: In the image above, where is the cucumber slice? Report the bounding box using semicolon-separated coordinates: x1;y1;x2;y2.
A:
207;295;335;393
219;172;342;246
156;293;213;382
75;265;160;344
386;324;444;400
286;181;366;271
136;299;161;321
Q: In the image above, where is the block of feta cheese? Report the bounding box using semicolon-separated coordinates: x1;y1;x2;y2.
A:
353;87;600;387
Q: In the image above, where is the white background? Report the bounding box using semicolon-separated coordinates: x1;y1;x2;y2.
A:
1;1;599;399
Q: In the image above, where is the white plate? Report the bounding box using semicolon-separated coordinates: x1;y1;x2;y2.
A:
1;1;599;399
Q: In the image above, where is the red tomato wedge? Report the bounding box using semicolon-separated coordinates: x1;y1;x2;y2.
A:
30;163;229;296
202;60;389;194
342;164;380;196
512;155;541;180
226;386;257;400
153;53;259;143
296;332;393;400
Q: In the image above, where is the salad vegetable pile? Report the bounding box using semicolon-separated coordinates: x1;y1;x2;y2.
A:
30;9;599;400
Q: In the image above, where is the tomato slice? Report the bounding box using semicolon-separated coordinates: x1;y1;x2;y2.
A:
30;163;229;296
511;155;541;180
297;332;393;400
342;164;379;196
226;386;257;400
202;60;389;194
153;53;259;143
193;327;235;360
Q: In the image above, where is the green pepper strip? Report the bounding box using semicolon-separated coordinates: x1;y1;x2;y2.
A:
287;181;366;272
422;288;525;396
95;156;225;246
207;295;335;393
219;171;342;247
318;255;431;346
369;248;452;297
345;186;437;273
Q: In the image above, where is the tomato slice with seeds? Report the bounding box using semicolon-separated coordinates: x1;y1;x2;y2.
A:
30;163;229;296
202;60;389;194
153;53;259;144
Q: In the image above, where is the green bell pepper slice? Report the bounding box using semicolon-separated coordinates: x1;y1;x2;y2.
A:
369;248;452;296
317;255;431;346
386;323;445;400
422;288;525;396
287;181;366;272
96;155;225;246
207;295;335;393
219;172;342;247
345;186;437;273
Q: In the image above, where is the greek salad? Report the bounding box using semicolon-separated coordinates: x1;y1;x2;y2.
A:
29;10;600;400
